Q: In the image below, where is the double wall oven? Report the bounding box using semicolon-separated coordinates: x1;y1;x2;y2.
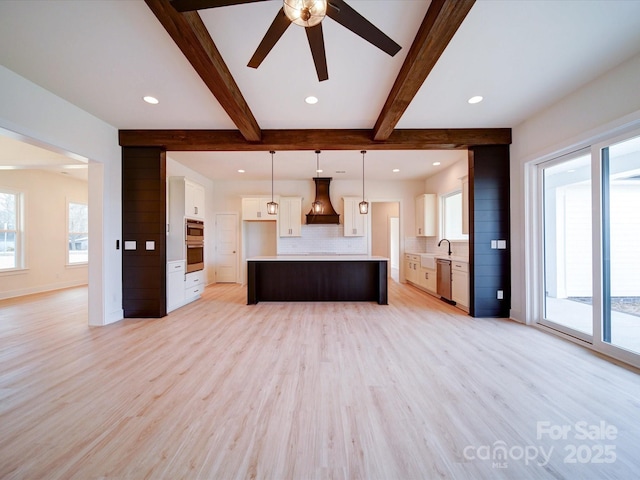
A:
185;219;204;273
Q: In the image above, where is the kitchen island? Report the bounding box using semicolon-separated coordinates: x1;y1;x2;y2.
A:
247;255;388;305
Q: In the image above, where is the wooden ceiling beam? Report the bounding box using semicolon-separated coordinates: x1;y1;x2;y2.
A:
118;128;511;151
144;0;262;142
373;0;476;141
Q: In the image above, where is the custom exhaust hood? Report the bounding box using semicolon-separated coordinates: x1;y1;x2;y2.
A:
306;177;340;225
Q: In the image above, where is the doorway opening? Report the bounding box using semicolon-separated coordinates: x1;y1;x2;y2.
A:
370;201;400;282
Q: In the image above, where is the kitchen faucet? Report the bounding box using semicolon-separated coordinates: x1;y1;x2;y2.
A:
438;238;452;256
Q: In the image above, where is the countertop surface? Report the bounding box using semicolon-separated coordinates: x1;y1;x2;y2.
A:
248;255;389;262
406;252;469;263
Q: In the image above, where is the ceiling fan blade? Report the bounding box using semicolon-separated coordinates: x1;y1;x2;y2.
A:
306;24;328;82
326;0;401;57
171;0;267;13
248;7;291;69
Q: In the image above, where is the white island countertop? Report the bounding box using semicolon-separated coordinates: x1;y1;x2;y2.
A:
248;255;389;261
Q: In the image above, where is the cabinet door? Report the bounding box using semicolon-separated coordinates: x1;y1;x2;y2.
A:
405;255;418;283
167;261;185;312
419;267;437;292
461;175;469;235
415;194;436;236
343;197;366;237
242;198;260;220
415;196;425;236
279;197;302;237
452;271;469;307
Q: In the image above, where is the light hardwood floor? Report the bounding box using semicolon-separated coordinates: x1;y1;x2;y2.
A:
1;282;639;479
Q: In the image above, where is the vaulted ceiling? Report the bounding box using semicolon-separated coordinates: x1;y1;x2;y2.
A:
2;0;640;181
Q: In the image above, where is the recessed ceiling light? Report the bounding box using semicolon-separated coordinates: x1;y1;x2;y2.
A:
143;96;159;104
468;95;483;104
237;169;245;173
392;168;400;173
567;169;576;173
316;169;323;173
433;162;441;166
305;96;319;105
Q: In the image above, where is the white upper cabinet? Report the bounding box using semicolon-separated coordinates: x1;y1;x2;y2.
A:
185;179;205;220
415;193;436;236
170;176;205;221
343;197;367;237
461;175;469;235
242;197;276;220
279;197;302;237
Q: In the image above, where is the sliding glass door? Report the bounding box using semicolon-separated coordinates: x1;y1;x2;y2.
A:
538;130;640;365
540;151;593;340
602;135;640;355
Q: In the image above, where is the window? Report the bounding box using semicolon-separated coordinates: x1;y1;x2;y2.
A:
68;202;88;264
0;190;21;270
441;191;468;240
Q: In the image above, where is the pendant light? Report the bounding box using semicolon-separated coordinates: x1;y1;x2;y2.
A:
359;150;369;214
267;150;278;215
312;150;323;214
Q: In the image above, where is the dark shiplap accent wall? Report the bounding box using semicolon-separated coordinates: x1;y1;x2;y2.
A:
122;147;167;318
468;145;510;318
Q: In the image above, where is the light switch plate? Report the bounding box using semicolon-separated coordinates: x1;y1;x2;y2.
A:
124;241;136;250
491;240;497;249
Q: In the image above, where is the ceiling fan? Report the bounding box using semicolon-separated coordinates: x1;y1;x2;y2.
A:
170;0;402;81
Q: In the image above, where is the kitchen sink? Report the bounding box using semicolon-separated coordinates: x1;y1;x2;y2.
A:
420;254;436;269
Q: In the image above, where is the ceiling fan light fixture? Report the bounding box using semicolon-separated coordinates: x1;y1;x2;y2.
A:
283;0;327;28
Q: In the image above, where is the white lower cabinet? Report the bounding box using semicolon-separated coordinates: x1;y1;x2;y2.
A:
185;270;205;302
405;254;419;284
167;260;185;312
418;267;437;293
406;254;469;311
167;261;205;313
451;261;469;311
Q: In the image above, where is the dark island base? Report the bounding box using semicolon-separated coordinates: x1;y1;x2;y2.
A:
247;260;388;305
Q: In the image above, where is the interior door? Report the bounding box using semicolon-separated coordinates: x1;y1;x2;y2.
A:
215;213;238;283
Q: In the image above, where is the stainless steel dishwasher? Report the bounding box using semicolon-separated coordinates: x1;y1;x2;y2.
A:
437;258;454;304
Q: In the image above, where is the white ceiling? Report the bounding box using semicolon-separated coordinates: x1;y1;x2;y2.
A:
1;0;640;181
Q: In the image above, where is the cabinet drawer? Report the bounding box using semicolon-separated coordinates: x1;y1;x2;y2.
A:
452;262;468;272
185;270;204;286
185;284;204;298
168;260;185;274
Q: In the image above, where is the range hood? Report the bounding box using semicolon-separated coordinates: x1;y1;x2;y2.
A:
306;177;340;224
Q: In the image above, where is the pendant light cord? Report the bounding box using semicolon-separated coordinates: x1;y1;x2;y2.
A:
270;150;275;202
361;150;366;201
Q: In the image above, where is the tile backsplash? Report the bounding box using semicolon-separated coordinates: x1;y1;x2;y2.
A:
278;224;367;254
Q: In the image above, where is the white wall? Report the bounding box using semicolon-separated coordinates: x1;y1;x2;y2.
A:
0;170;88;298
510;52;640;323
0;66;122;325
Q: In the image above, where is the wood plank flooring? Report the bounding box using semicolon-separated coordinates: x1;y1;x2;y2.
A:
1;282;639;479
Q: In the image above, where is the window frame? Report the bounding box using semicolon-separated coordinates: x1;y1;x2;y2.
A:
440;189;468;241
0;188;24;272
67;200;88;266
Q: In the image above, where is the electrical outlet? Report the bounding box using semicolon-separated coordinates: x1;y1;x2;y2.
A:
497;240;507;249
497;290;504;300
